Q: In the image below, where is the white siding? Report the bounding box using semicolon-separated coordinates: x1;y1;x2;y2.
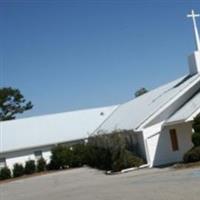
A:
5;150;52;170
144;122;193;167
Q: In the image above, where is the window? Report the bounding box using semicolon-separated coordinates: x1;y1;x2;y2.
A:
169;129;179;151
34;151;42;160
0;158;6;168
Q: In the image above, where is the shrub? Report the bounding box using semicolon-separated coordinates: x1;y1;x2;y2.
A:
46;160;60;170
24;160;36;174
192;132;200;147
50;144;86;169
183;146;200;163
0;167;11;180
71;144;87;167
193;114;200;133
191;114;200;147
183;115;200;163
112;150;144;172
85;131;144;171
63;148;73;167
51;145;68;169
85;145;112;170
13;163;24;177
49;131;144;172
37;158;46;172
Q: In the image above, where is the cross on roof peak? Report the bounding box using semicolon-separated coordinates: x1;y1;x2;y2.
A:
187;9;200;18
187;9;200;51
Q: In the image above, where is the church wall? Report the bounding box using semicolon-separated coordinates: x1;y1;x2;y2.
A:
144;122;193;167
142;122;164;166
0;140;83;170
5;150;52;171
1;146;52;170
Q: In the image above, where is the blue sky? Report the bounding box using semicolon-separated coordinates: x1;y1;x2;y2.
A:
0;0;199;118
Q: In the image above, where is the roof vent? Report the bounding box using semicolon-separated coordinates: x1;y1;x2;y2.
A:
100;112;104;116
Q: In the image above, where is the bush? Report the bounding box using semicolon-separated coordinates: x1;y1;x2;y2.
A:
193;114;200;133
49;131;144;172
50;144;87;170
50;145;68;169
0;167;11;180
84;145;112;170
24;160;36;174
192;132;200;147
112;150;144;172
85;131;144;171
191;114;200;147
46;160;60;170
183;146;200;163
71;144;86;167
37;158;46;172
13;163;24;177
183;115;200;163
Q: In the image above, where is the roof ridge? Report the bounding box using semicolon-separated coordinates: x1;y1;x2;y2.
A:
136;74;200;130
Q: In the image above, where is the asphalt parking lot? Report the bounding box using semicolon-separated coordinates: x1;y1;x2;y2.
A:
1;166;200;200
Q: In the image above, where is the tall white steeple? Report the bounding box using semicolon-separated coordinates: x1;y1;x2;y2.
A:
187;9;200;75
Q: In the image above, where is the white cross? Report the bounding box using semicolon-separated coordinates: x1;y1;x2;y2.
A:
187;9;200;51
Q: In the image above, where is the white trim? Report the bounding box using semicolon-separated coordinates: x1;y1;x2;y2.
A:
137;75;200;130
163;120;185;127
186;106;200;121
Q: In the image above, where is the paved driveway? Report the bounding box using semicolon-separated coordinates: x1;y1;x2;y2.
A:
1;167;200;200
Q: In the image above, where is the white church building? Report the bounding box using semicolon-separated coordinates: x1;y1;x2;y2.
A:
1;10;200;169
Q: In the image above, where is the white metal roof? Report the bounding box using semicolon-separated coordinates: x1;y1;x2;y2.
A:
166;91;200;125
95;74;200;133
0;105;118;153
1;74;200;153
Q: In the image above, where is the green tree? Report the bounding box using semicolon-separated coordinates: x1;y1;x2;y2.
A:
0;87;33;121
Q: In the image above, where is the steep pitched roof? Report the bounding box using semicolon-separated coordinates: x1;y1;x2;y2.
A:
95;74;200;133
0;105;118;153
165;90;200;125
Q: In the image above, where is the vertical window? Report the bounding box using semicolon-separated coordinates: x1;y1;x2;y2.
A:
0;158;6;168
34;151;42;160
169;129;179;151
